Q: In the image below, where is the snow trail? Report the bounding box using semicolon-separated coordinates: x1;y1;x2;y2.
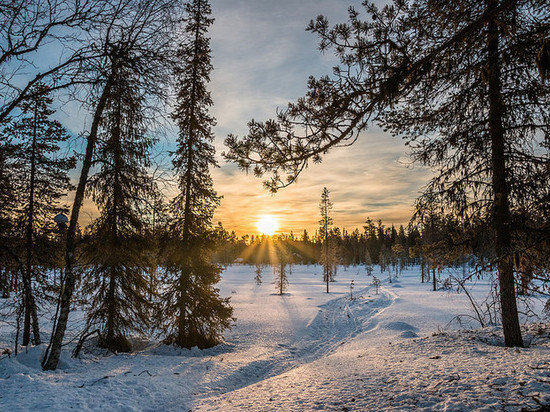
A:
159;284;396;410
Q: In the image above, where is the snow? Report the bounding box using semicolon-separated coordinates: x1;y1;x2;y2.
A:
1;265;549;411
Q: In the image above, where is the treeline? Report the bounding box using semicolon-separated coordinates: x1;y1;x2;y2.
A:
212;217;477;271
213;211;550;295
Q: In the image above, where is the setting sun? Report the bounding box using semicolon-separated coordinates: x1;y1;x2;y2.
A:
256;215;279;235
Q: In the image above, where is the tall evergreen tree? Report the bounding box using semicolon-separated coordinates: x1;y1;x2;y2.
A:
161;0;233;349
319;187;335;292
225;0;550;347
82;57;156;352
5;84;75;346
43;0;180;370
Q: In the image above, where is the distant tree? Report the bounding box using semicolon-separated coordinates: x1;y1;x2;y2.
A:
319;187;336;292
5;84;75;346
225;0;550;348
372;276;381;295
365;249;373;276
160;0;233;349
273;241;290;295
254;263;263;285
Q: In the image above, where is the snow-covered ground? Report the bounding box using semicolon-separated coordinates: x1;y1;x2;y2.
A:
1;265;549;411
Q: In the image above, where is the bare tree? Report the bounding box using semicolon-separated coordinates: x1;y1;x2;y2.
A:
0;0;113;123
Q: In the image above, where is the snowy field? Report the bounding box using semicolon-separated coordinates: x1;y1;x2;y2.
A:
1;264;550;411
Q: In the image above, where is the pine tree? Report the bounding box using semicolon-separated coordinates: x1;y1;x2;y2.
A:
319;187;335;292
82;57;156;352
6;84;75;346
161;0;233;349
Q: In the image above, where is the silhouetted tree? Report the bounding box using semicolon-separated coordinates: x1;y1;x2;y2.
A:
160;0;233;349
81;56;157;352
43;0;179;370
273;240;290;295
319;187;335;292
5;84;75;346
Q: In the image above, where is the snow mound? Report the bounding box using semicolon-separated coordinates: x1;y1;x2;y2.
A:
399;330;418;338
383;321;419;331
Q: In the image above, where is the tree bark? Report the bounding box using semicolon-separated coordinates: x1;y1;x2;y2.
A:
486;0;523;348
42;75;115;370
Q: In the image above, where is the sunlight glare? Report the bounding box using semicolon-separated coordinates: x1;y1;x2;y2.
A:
256;215;279;235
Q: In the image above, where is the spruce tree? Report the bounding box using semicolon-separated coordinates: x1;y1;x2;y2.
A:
273;239;290;295
254;263;263;285
6;84;75;346
82;58;156;352
161;0;233;349
43;0;180;370
0;131;19;298
319;187;335;292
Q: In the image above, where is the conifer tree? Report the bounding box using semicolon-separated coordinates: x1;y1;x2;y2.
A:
0;131;19;298
254;263;263;285
43;0;180;370
82;57;156;352
161;0;233;349
5;84;75;346
319;187;335;292
273;239;291;295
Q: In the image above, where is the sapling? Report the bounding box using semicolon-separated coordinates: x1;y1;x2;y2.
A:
372;276;381;295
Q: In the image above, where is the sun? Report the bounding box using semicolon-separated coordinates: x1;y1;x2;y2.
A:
256;215;279;235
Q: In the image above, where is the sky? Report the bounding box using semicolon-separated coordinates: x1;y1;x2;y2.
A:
205;0;433;236
37;0;432;236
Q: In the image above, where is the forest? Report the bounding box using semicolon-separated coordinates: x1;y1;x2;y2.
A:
0;0;549;394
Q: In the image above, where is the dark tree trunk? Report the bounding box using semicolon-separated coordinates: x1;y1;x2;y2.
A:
176;269;188;346
106;271;116;342
486;0;523;348
42;76;115;370
23;101;41;346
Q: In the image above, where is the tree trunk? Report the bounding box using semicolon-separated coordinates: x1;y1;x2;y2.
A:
42;76;115;370
486;0;523;348
23;101;41;346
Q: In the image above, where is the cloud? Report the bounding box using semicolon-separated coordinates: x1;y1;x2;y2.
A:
213;125;433;235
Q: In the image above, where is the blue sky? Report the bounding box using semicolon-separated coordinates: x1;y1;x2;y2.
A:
207;0;432;235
